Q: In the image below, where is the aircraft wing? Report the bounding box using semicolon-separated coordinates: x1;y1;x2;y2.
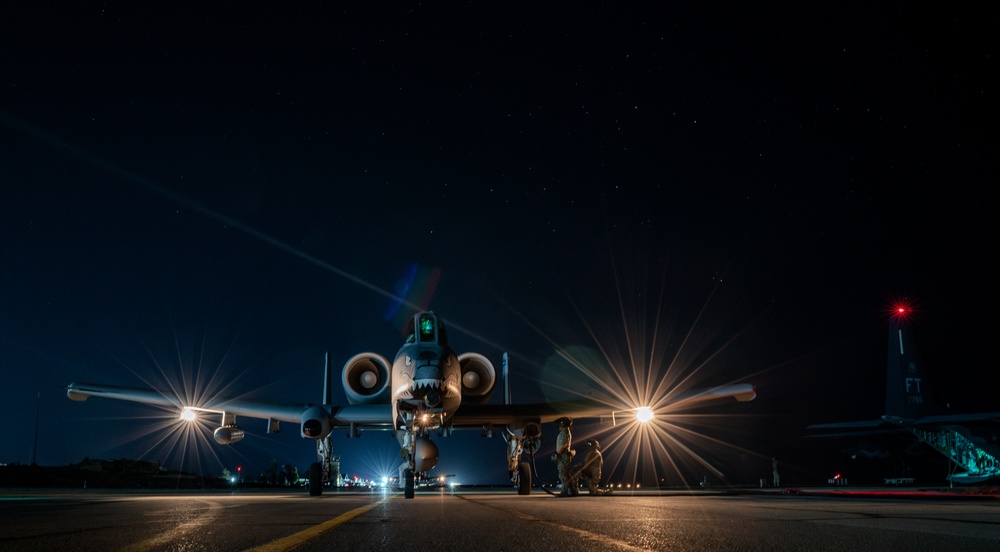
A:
662;383;758;408
450;383;757;427
807;419;887;430
912;412;1000;425
450;400;614;427
66;382;393;428
66;380;755;430
805;427;913;439
807;410;1000;434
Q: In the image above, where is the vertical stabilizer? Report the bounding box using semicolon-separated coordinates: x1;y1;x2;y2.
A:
884;313;937;420
503;352;510;405
323;352;333;405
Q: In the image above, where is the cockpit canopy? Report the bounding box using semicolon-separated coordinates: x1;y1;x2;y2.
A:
404;311;448;346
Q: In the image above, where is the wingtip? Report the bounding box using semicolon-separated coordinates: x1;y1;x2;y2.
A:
66;383;90;401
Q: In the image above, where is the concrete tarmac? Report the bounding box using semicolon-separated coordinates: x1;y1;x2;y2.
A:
1;487;998;551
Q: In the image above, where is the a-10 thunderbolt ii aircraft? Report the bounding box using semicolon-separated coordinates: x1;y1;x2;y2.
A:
67;311;757;498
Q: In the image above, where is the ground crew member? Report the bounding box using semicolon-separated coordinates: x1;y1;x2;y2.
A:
579;438;604;495
552;417;578;496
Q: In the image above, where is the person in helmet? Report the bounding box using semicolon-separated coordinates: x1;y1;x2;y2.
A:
552;417;578;496
579;438;604;495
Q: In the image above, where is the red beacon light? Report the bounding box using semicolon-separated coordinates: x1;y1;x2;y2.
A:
891;302;912;319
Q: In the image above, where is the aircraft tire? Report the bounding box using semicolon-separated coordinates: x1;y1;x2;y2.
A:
308;462;323;496
404;468;415;499
517;461;531;495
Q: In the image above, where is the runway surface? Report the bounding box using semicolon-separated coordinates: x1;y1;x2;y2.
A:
2;488;998;551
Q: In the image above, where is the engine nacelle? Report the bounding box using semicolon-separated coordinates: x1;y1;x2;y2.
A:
301;405;332;439
414;436;440;473
213;426;245;445
342;353;391;405
457;352;496;405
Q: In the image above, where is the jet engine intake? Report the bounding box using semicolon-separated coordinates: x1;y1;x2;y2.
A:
342;353;391;405
457;352;496;405
301;405;332;439
213;426;245;445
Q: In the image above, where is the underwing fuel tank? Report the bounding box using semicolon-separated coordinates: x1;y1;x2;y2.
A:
213;426;245;445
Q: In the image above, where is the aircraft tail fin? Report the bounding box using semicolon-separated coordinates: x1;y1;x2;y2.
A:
323;351;333;405
503;352;510;405
884;311;940;420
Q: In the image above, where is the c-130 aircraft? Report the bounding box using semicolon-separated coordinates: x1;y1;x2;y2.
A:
67;311;757;498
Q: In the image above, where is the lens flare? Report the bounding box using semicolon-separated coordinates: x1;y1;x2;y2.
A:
84;322;296;479
511;252;768;488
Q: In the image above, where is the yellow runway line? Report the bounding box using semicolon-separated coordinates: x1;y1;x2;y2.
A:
250;496;394;552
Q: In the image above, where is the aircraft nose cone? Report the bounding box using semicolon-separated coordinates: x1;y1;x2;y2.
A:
414;364;443;382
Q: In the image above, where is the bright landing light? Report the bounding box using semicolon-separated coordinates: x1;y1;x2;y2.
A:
180;408;197;422
635;406;654;423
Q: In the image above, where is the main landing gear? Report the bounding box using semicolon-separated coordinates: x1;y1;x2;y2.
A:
309;435;333;496
505;422;541;495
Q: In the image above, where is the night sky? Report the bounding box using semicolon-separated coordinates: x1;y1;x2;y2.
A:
2;4;995;486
